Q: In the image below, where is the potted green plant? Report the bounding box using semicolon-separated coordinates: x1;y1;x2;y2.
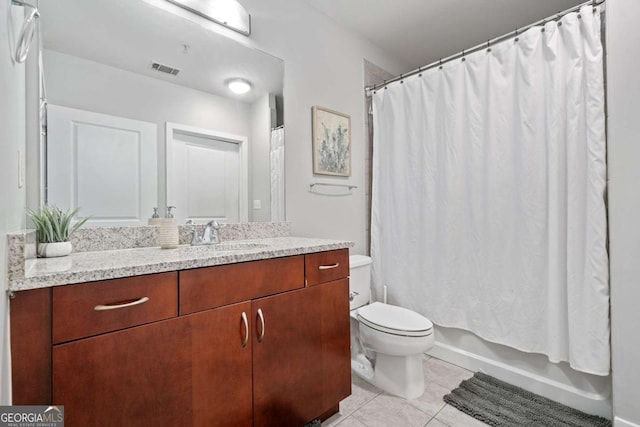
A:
27;205;90;258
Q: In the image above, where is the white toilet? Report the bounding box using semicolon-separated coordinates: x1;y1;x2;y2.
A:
349;255;434;399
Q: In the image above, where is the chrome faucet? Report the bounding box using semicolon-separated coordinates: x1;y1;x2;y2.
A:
186;220;222;245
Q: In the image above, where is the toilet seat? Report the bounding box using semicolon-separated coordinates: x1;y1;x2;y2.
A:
357;302;433;337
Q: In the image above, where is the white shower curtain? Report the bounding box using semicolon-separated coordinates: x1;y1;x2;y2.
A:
270;127;285;222
371;6;609;375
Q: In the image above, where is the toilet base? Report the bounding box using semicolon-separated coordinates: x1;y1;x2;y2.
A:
351;352;426;399
351;353;374;381
373;353;426;399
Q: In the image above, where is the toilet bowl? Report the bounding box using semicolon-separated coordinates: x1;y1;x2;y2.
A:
349;255;434;399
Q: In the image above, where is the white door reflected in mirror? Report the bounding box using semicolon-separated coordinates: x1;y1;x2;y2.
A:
166;123;248;224
46;105;158;227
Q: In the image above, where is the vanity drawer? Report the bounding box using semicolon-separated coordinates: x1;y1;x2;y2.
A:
179;255;305;314
305;249;350;286
53;272;178;344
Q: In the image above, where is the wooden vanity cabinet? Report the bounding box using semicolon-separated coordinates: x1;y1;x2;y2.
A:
187;302;254;427
179;255;305;315
252;278;350;427
49;274;259;427
52;272;178;343
305;248;349;286
53;315;193;427
53;300;253;427
10;250;351;427
10;287;52;405
180;253;351;426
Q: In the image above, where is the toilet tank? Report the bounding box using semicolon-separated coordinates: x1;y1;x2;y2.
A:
349;255;372;310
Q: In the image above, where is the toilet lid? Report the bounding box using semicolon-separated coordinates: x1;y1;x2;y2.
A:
357;302;433;337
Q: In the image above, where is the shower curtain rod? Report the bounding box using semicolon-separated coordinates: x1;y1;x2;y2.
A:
365;0;606;94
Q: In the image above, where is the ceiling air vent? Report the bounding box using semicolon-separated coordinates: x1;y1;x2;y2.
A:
151;61;181;76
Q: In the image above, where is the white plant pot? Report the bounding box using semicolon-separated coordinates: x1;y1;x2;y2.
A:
37;241;73;258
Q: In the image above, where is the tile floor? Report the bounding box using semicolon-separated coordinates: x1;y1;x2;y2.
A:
324;356;487;427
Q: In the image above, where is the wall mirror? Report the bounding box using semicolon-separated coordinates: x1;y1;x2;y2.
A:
37;0;284;226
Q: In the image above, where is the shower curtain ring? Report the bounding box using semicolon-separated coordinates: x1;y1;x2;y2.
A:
439;59;443;70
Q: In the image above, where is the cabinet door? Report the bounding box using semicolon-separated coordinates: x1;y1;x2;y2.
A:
53;318;192;427
318;279;352;410
53;302;254;427
252;279;351;426
189;302;253;427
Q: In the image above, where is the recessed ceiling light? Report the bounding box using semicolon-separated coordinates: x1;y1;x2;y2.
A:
227;78;252;94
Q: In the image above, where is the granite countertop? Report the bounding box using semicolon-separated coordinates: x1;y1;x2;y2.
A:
8;237;354;292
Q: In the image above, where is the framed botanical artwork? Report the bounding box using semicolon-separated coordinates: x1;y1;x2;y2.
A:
312;106;351;177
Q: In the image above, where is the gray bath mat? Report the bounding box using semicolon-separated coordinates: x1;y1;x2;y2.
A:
443;372;611;427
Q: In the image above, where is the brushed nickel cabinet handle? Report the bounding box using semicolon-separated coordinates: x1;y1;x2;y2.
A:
257;308;265;343
319;263;340;270
241;312;249;348
94;296;149;311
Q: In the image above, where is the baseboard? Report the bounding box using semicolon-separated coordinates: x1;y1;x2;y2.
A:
614;417;640;427
428;341;612;419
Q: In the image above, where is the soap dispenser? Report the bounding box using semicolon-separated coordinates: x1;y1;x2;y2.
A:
158;206;179;249
147;207;162;226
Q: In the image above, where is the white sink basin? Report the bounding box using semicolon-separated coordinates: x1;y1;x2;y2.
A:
211;242;270;251
176;242;270;254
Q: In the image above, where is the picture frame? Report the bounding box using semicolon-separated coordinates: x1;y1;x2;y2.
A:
312;106;351;177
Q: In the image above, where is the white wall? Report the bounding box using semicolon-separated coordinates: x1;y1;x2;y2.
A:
0;0;28;404
606;0;640;425
43;49;252;216
241;0;409;254
249;93;274;222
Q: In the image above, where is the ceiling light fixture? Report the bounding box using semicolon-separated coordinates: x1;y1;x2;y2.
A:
227;78;252;94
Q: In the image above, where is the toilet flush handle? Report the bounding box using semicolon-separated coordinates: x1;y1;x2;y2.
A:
349;291;359;302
